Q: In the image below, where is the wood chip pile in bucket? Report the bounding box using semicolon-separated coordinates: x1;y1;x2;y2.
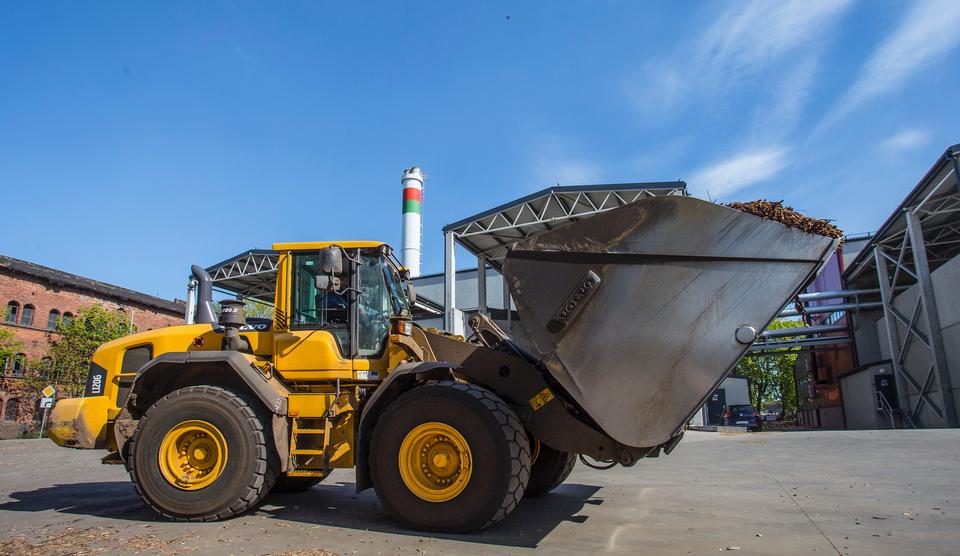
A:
726;200;842;238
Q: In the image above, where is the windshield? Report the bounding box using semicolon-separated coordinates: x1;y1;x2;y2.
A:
729;405;756;415
384;260;409;316
356;251;410;357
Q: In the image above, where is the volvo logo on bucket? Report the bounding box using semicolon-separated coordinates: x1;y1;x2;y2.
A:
546;270;601;333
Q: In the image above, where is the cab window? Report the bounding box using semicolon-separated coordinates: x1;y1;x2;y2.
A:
291;253;350;353
357;253;393;357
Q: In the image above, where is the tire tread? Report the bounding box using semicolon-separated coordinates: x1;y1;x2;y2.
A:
446;381;530;529
128;385;280;522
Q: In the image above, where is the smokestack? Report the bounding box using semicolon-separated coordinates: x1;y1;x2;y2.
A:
401;166;424;277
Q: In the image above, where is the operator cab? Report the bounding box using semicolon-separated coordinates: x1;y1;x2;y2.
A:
288;244;411;358
196;241;414;380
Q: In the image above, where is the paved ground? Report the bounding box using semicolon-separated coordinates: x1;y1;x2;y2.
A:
1;430;957;555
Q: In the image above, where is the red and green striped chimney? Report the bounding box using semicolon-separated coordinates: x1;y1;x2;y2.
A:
401;167;424;277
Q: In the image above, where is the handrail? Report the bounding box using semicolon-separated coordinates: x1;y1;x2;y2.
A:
877;390;896;429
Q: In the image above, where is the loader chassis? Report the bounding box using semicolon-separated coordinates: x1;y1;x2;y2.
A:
47;197;840;532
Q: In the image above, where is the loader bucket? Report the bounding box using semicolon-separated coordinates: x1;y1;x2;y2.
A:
502;195;839;448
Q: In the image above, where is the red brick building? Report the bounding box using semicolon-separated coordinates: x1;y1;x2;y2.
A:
1;255;184;428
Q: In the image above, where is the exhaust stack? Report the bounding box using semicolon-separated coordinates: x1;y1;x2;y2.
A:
190;265;217;325
401;166;424;277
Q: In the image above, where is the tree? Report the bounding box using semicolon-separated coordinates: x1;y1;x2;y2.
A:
45;304;133;398
211;299;274;320
734;319;804;414
0;329;24;374
243;300;274;320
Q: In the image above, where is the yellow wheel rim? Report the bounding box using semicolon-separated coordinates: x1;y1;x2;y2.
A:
398;422;472;503
158;420;228;491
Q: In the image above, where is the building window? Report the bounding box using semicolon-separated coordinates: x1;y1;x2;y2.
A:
62;312;74;327
21;304;34;327
4;398;18;421
5;301;19;324
39;356;53;379
47;309;61;331
10;354;26;377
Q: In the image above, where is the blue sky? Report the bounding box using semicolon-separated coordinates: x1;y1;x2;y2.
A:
2;1;959;301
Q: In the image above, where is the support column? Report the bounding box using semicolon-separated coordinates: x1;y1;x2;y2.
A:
874;247;911;414
444;231;456;331
905;211;959;427
185;277;198;324
477;256;487;315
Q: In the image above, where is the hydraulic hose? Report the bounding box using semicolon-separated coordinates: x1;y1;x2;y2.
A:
578;454;618;470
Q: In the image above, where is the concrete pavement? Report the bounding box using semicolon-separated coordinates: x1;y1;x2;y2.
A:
0;430;957;555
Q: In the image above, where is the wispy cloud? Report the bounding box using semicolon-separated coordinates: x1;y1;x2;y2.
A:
820;0;960;129
881;129;929;152
528;135;602;186
231;41;255;64
689;147;789;199
694;1;853;91
748;57;819;144
629;0;852;116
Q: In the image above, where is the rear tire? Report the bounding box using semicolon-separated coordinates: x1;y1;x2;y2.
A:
370;381;530;532
272;473;324;493
525;441;576;496
128;386;280;521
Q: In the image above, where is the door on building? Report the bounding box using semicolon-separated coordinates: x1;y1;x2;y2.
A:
874;374;899;410
706;389;726;425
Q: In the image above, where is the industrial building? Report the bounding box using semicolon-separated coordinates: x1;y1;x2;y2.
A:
764;143;960;430
788;234;873;429
839;144;960;429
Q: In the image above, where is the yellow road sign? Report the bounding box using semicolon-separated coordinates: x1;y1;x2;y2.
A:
42;385;55;398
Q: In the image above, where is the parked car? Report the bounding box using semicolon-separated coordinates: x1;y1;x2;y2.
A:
762;409;782;422
721;404;763;431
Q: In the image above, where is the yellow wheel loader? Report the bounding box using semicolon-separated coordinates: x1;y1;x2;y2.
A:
48;196;838;532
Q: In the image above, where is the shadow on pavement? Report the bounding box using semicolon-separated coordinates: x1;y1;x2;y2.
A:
0;481;157;521
0;480;602;548
260;481;602;548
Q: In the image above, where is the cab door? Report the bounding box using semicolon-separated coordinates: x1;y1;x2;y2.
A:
273;250;353;380
352;252;395;378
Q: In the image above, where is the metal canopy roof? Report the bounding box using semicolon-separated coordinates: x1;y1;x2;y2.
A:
442;181;687;268
845;144;960;287
206;250;280;302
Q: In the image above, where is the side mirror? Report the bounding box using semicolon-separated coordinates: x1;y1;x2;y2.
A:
319;246;343;275
406;283;417;304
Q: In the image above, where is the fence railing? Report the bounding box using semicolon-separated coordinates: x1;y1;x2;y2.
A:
877;390;896;429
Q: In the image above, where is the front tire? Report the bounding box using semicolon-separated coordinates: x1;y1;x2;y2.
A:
370;381;530;532
128;386;280;521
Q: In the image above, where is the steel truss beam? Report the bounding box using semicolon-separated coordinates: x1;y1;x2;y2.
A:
444;185;685;266
873;211;959;428
208;251;280;300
